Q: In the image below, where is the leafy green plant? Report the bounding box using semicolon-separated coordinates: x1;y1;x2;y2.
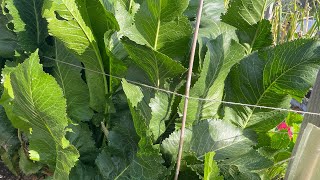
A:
0;0;319;179
272;0;320;43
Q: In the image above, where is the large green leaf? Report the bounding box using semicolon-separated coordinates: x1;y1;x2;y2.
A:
219;150;272;179
4;0;48;52
122;80;164;141
162;119;272;177
106;0;139;38
162;119;254;161
66;123;98;164
221;0;273;51
108;92;139;159
114;152;167;180
224;39;320;131
43;0;109;112
270;130;290;149
86;0;119;54
185;0;225;21
115;80;166;179
124;0;192;59
122;38;186;87
220;149;273;171
1;51;79;179
94;92;139;179
96;147;168;180
179;35;245;126
0;6;17;57
70;161;102;180
0;64;30;132
95;79;168;179
95;149;126;179
104;30;128;91
86;0;120;91
121;79;175;142
224;53;289;131
222;0;272;26
149;91;172;141
204;152;223;180
52;40;93;122
197;18;238;68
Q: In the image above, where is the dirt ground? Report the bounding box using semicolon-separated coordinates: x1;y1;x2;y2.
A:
0;161;17;180
0;161;35;180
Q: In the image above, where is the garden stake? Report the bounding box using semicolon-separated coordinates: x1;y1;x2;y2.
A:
174;0;204;179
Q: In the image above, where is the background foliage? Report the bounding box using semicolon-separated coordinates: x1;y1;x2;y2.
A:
0;0;319;179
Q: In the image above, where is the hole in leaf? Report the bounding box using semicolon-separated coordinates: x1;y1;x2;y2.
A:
45;36;54;46
54;11;67;21
306;90;312;98
4;6;9;14
7;22;14;31
80;63;87;83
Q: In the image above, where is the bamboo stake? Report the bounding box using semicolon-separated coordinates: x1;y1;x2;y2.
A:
174;0;204;179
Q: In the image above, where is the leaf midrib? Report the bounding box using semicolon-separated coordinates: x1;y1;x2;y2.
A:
15;61;60;149
54;39;66;96
32;0;40;45
153;1;161;50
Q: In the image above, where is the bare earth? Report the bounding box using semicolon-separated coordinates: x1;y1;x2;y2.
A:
0;161;17;180
0;161;35;180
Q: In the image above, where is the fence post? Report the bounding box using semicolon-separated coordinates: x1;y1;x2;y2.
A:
285;70;320;179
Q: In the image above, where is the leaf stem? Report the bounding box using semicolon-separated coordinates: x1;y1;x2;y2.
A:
154;1;161;50
101;121;109;139
174;0;204;179
17;129;23;146
128;0;133;13
32;0;40;45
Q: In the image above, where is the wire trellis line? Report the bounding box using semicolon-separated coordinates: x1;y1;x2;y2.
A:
42;55;320;117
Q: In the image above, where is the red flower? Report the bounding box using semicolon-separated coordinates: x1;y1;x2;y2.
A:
277;122;293;139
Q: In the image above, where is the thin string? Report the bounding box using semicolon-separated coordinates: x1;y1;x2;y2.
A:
42;55;320;117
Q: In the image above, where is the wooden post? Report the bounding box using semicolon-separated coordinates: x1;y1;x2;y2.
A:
286;124;320;179
285;70;320;179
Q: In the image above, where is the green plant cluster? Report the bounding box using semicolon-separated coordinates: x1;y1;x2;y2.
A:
0;0;318;179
